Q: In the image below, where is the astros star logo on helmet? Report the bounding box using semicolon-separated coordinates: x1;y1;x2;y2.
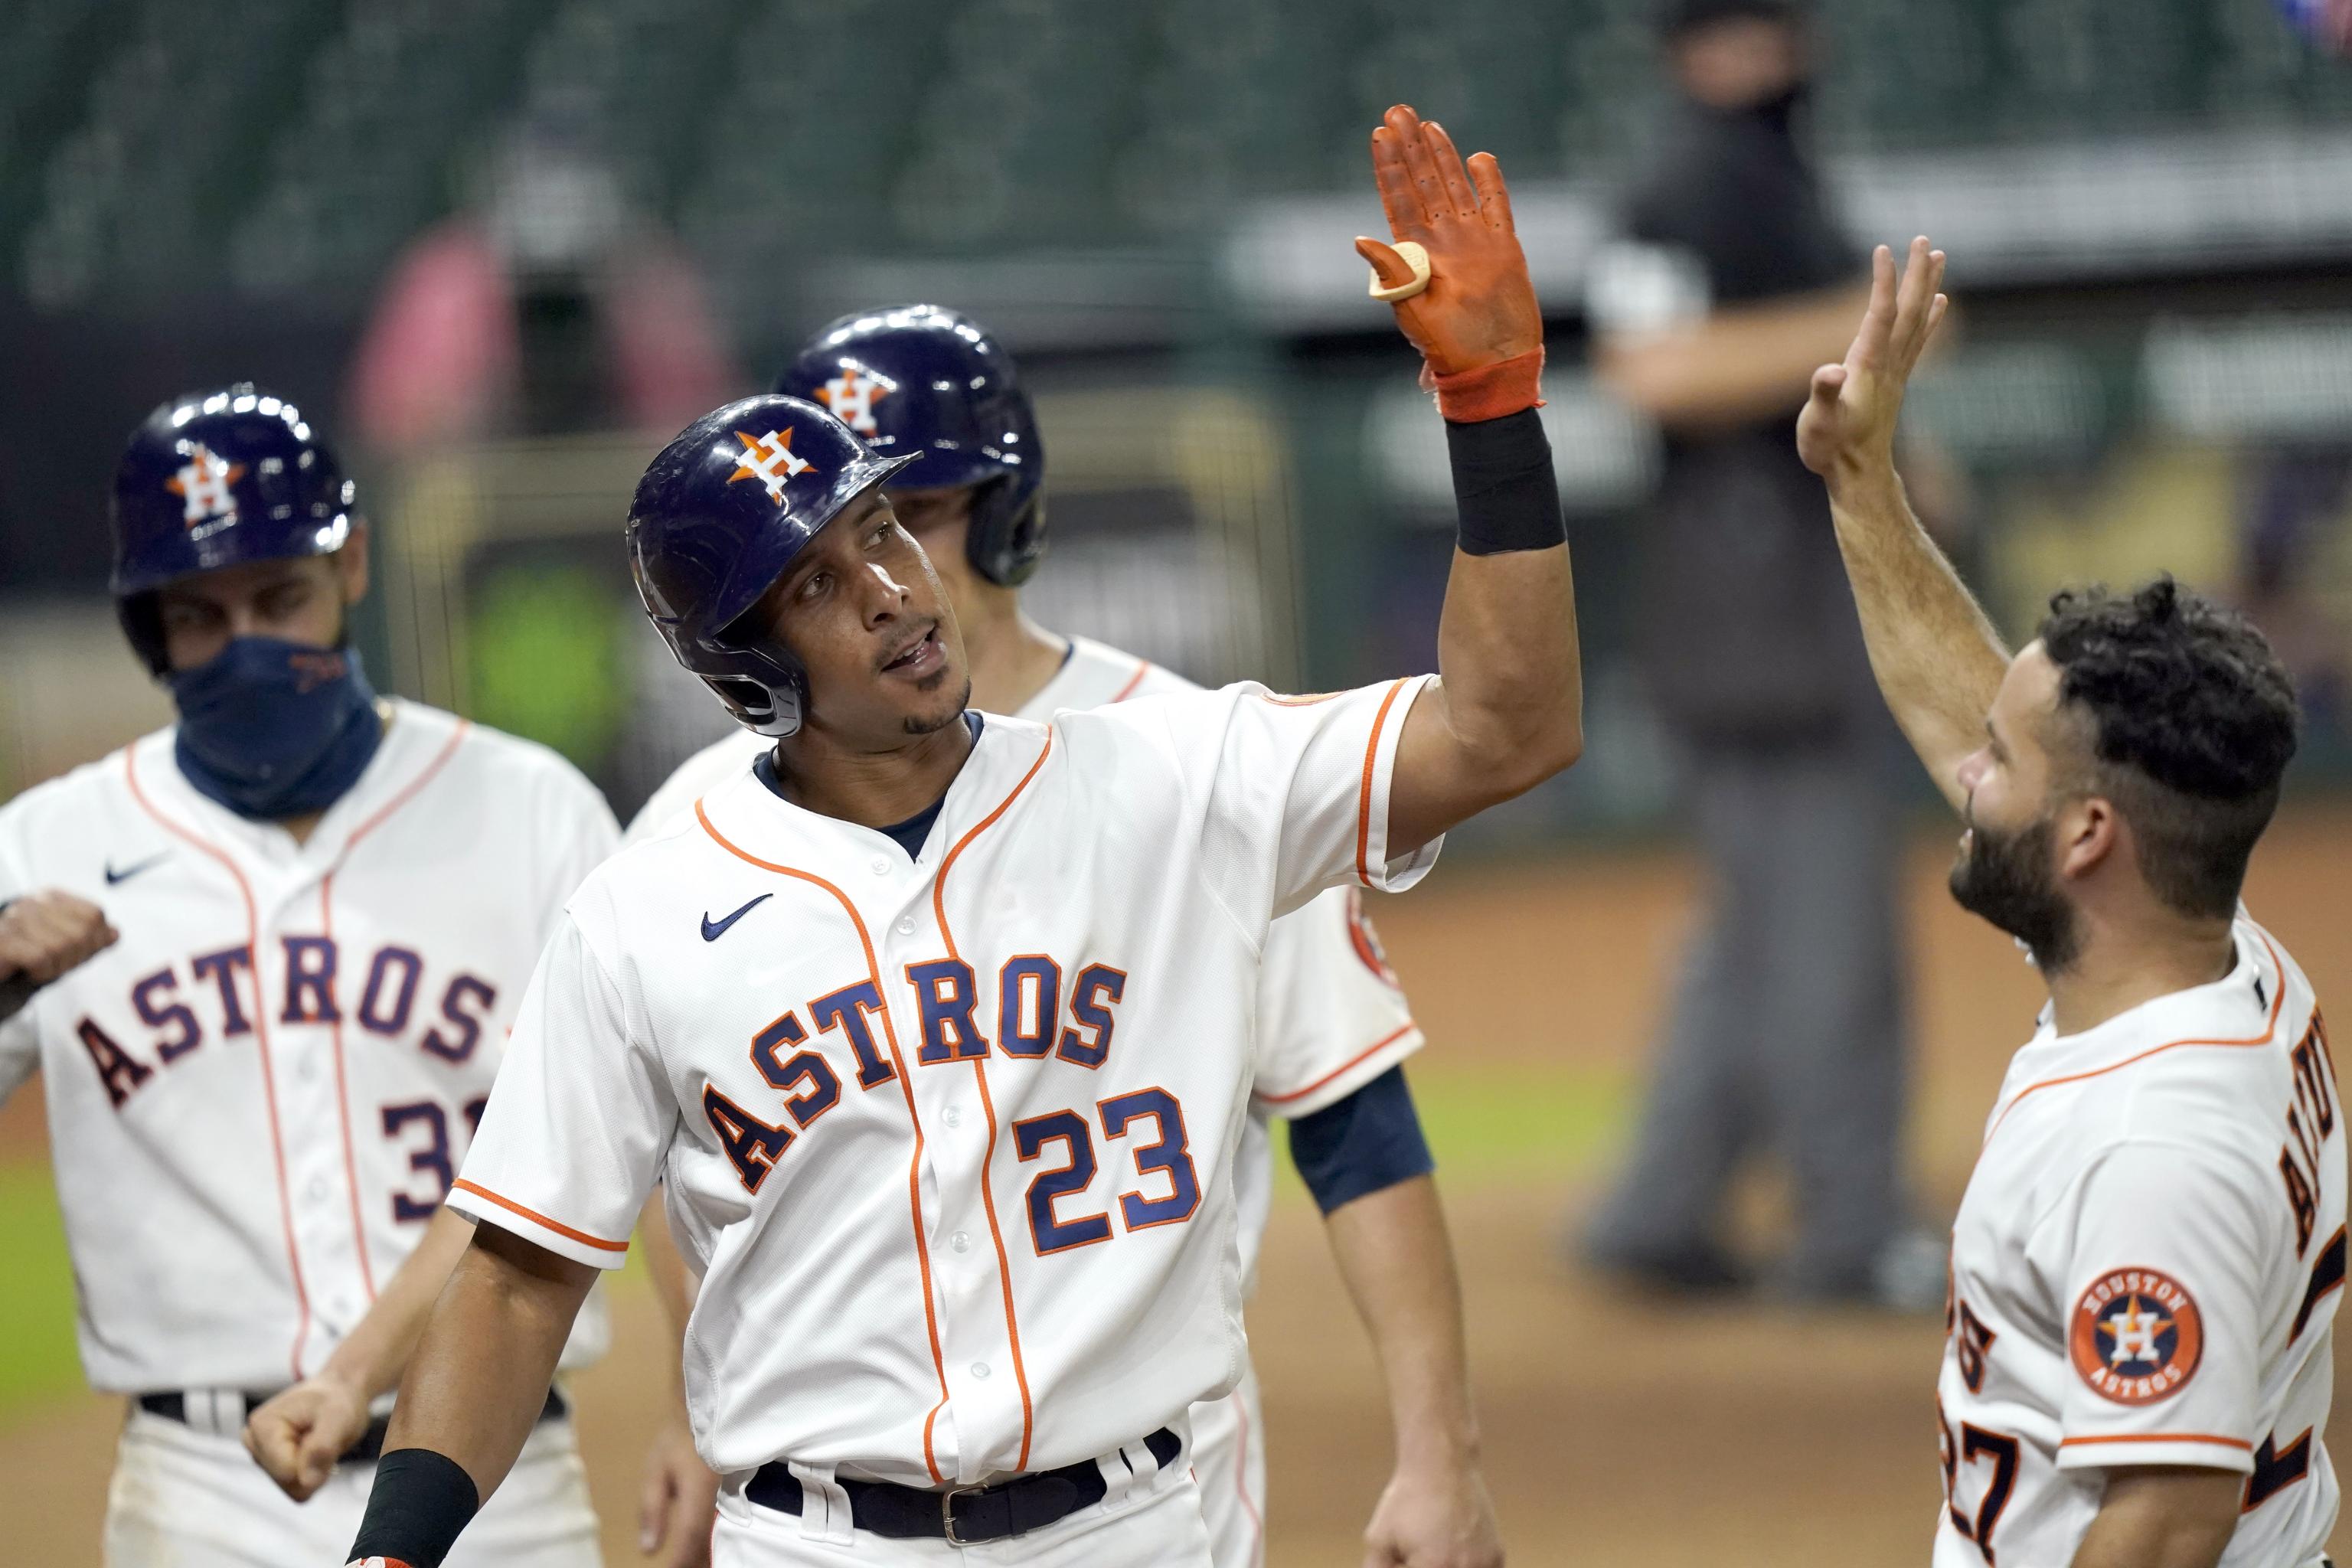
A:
816;368;891;436
2069;1266;2204;1404
165;444;245;529
727;428;815;505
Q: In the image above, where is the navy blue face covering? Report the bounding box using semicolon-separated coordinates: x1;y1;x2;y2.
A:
169;637;384;820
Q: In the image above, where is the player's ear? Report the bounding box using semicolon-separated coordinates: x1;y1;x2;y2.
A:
336;518;372;609
2056;795;2118;884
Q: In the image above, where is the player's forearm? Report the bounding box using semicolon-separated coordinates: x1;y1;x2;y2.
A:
379;1223;594;1499
2067;1467;2239;1568
1392;413;1583;851
1433;540;1582;786
1598;286;1870;428
313;1205;475;1401
1325;1174;1483;1462
1822;461;2008;810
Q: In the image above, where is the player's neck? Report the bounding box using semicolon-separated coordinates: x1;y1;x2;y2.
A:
957;590;1068;715
769;714;976;831
2043;906;2238;1037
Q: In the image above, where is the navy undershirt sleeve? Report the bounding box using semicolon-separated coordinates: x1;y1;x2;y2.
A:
1285;1065;1436;1215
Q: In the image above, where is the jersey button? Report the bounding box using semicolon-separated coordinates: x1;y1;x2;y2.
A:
869;856;890;877
950;1230;971;1253
970;1362;991;1380
942;1106;963;1130
305;1177;328;1200
896;916;916;936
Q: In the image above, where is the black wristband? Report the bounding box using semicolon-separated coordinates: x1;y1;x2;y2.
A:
348;1447;480;1568
1446;407;1566;556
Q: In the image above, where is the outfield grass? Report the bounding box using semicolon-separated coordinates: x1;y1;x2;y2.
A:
1269;1062;1628;1191
0;1161;80;1422
0;1066;1627;1425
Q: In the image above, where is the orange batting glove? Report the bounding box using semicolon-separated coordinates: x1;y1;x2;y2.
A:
1355;103;1545;423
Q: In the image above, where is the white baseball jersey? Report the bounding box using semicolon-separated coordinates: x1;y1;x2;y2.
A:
0;701;620;1393
453;673;1439;1487
627;635;1428;1284
1938;911;2341;1568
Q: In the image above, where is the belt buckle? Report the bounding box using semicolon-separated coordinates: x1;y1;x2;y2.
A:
941;1484;988;1547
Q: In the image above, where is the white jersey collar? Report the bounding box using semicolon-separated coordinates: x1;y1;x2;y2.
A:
1017;635;1156;721
693;714;1054;876
127;698;467;874
2007;916;2283;1086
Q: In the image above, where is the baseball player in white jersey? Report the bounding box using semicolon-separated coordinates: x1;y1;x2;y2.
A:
619;301;1503;1568
0;387;615;1566
342;105;1569;1568
1798;239;2337;1567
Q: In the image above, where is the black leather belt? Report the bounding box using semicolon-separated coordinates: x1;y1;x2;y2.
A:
136;1387;567;1465
747;1427;1181;1545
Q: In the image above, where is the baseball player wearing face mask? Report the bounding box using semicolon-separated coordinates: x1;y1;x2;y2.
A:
1799;240;2337;1568
0;388;620;1565
344;103;1573;1568
622;302;1501;1568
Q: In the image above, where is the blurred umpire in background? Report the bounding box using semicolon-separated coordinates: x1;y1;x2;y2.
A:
1579;0;1935;1306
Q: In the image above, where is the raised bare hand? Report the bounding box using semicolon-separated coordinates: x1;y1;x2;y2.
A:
1796;237;1949;485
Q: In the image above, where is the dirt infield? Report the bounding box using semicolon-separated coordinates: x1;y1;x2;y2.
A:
7;805;2352;1563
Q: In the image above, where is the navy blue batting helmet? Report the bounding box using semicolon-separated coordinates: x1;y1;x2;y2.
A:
110;384;358;675
629;394;920;737
775;304;1047;587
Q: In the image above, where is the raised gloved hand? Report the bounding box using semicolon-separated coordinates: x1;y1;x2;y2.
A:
1355;104;1545;422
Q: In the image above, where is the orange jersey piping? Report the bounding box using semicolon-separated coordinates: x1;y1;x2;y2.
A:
125;744;314;1380
1355;680;1410;886
696;799;951;1482
1985;930;2290;1143
1256;1021;1419;1108
1110;659;1152;703
931;730;1055;1470
316;717;471;1302
1232;1387;1266;1560
2059;1432;2252;1451
450;1178;628;1253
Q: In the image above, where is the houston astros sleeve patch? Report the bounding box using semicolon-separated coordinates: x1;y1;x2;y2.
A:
2069;1266;2204;1404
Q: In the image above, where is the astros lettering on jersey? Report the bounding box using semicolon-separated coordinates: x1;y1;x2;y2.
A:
0;702;620;1391
1939;910;2344;1568
452;673;1437;1487
632;634;1426;1560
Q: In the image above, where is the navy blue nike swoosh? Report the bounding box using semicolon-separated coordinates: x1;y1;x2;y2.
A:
103;852;170;885
701;894;773;942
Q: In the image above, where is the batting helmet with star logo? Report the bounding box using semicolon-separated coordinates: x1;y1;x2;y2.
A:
628;394;920;737
109;384;358;675
775;304;1047;588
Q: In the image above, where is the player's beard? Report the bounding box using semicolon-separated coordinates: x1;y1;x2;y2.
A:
1949;809;2082;974
902;675;973;736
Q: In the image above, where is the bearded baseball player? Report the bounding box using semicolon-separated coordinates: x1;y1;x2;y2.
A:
341;103;1573;1568
0;388;620;1564
620;302;1503;1568
1799;239;2337;1568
